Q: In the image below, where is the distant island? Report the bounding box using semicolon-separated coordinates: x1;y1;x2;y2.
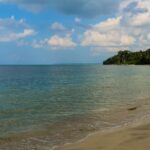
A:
103;49;150;65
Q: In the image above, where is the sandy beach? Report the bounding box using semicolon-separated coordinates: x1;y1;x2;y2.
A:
60;119;150;150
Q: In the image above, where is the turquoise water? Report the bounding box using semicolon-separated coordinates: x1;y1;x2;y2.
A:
0;65;149;149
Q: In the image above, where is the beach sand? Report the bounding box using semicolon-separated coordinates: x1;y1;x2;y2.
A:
60;120;150;150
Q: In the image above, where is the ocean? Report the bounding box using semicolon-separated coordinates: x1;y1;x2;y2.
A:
0;65;149;149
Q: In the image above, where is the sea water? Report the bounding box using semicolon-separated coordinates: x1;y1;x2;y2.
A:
0;65;149;149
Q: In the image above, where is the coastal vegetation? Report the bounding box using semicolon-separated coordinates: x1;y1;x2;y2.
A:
103;49;150;65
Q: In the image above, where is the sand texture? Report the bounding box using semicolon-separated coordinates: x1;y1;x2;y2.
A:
60;122;150;150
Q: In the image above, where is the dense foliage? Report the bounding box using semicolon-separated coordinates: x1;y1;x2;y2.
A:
103;49;150;65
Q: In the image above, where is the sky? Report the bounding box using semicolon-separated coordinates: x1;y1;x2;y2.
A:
0;0;150;64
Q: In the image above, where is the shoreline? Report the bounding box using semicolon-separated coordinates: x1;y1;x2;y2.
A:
0;98;150;150
60;114;150;150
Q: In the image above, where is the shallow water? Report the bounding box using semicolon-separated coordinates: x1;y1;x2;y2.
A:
0;65;149;149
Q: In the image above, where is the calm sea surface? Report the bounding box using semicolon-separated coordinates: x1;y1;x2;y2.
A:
0;65;149;149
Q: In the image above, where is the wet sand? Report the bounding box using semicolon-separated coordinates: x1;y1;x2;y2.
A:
60;119;150;150
1;100;150;150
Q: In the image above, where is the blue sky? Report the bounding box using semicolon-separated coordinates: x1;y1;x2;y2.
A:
0;0;150;64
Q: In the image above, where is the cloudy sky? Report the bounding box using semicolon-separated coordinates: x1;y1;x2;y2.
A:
0;0;150;64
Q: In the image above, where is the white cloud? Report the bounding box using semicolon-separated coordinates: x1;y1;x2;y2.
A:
48;35;76;49
137;0;150;11
16;33;76;50
129;12;150;26
120;35;135;45
81;17;135;49
50;22;66;31
120;0;150;27
75;17;81;23
0;29;35;42
81;0;150;52
81;30;135;48
1;0;149;54
94;17;121;31
16;38;48;48
50;22;75;36
31;39;48;48
0;16;27;29
147;33;150;40
0;16;35;42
